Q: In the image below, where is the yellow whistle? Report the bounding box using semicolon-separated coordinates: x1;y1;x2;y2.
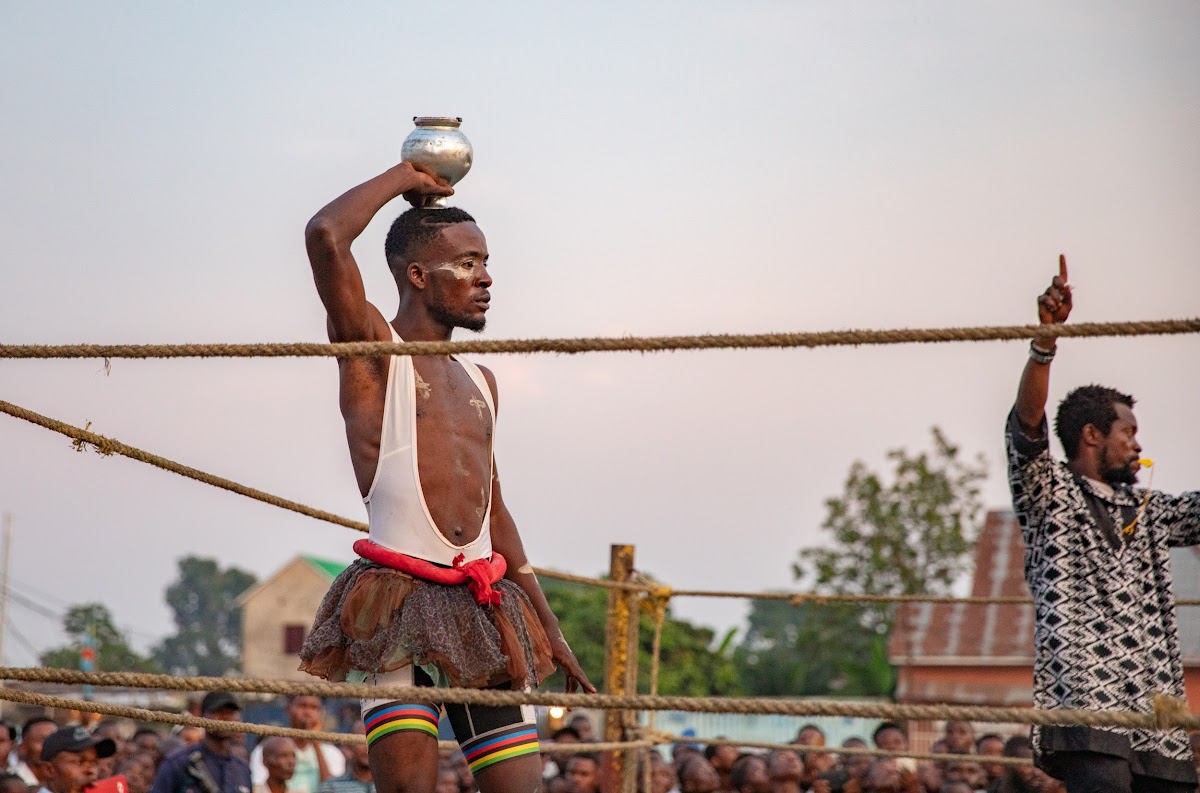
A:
1139;458;1154;467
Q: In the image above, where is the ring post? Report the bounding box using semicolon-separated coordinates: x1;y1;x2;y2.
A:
602;544;639;793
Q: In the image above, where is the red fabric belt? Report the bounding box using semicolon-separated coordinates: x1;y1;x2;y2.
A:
352;539;507;606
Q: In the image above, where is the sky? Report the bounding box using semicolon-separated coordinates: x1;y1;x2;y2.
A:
0;2;1197;667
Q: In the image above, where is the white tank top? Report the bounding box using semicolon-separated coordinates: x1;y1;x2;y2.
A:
363;326;496;565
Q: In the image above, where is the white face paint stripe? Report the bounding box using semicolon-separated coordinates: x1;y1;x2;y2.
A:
431;261;477;280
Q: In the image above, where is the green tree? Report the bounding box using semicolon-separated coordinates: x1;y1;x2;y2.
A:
734;428;985;697
152;557;256;676
795;426;986;630
733;599;892;696
41;603;160;672
540;577;742;697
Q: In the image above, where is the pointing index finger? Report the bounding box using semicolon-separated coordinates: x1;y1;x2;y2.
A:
1059;254;1069;285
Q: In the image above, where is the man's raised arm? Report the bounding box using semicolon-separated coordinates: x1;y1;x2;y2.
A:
304;162;453;342
1014;255;1072;433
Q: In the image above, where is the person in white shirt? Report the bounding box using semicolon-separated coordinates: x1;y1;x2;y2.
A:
250;698;344;793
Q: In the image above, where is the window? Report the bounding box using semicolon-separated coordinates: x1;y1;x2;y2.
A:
283;624;306;654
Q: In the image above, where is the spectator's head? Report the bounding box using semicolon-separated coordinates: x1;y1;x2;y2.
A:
347;721;370;774
871;723;907;752
285;696;324;732
941;721;975;754
650;756;677;793
939;783;972;793
930;739;948;755
975;734;1005;783
1001;735;1037;783
730;755;769;793
765;749;803;783
940;758;984;787
199;692;242;748
793;725;825;747
549;726;581;769
115;752;156;793
19;718;59;784
564;753;600;793
40;726;116;793
703;742;740;775
672;742;702;768
447;749;473;793
435;766;459;793
131;729;161;760
678;755;720;793
565;715;595;743
840;737;873;778
861;759;902;793
0;723;15;765
260;738;297;784
0;774;27;793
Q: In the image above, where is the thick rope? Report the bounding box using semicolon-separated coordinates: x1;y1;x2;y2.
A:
4;400;1197;608
641;731;1034;768
3;669;1196;730
0;685;639;753
1;320;1197;360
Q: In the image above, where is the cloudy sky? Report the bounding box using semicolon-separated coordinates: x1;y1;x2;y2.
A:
1;2;1197;666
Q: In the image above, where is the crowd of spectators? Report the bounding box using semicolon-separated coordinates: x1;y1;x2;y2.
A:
2;699;1198;793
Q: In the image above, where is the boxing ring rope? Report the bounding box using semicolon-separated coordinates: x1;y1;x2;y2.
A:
5;318;1200;788
1;318;1197;361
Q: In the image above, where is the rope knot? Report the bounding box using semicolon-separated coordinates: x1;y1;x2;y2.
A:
1151;693;1190;730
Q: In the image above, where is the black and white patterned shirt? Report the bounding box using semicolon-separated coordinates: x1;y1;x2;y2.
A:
1006;408;1200;783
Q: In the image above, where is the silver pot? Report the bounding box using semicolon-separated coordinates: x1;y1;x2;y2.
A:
401;116;473;208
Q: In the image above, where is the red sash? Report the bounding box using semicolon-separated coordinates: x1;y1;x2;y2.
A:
353;539;507;606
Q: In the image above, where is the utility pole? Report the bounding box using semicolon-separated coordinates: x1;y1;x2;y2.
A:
0;513;12;718
0;513;12;668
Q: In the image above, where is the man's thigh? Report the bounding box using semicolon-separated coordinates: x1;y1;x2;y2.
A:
1043;752;1133;793
360;666;443;793
444;697;540;792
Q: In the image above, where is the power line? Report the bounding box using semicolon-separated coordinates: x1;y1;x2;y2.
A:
6;619;43;665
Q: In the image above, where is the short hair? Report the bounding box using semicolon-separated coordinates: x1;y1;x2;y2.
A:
1002;735;1033;758
730;755;765;791
132;728;160;740
872;722;904;742
384;207;476;266
565;753;599;770
551;726;581;742
976;733;1003;750
1055;384;1135;460
0;723;14;741
796;724;824;739
21;717;56;738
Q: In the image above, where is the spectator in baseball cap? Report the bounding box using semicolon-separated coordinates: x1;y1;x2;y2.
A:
40;726;116;793
149;692;250;793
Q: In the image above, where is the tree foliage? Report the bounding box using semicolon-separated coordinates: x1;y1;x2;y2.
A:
734;428;985;697
733;599;892;697
795;426;986;628
540;577;741;697
41;603;160;672
152;556;256;676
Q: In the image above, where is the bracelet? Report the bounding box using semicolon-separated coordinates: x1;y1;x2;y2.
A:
1029;341;1057;365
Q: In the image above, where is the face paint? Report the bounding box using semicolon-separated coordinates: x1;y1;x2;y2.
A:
431;260;478;281
414;369;432;399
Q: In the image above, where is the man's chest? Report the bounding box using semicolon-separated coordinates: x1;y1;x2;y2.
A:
410;359;492;442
